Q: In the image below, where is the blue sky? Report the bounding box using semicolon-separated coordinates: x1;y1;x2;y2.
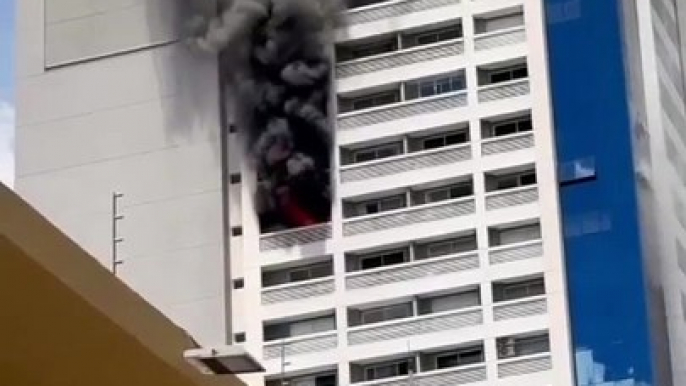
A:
0;0;15;186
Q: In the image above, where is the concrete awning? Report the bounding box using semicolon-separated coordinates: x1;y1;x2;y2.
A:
0;183;245;386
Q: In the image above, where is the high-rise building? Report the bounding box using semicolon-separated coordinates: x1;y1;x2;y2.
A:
13;0;686;385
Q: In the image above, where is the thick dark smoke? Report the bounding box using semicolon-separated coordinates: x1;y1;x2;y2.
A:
189;0;343;232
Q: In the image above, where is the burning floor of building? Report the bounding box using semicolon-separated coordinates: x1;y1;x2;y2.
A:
189;0;342;233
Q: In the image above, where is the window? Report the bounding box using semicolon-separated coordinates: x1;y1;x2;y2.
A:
234;332;246;343
352;143;402;163
364;359;412;381
290;316;335;337
404;25;462;48
264;315;335;341
233;278;245;289
230;173;241;184
490;117;532;137
263;261;333;287
494;170;536;190
350;91;400;111
419;131;468;150
419;290;480;314
488;65;528;84
492;223;541;246
231;226;243;236
423;183;473;204
423;236;477;258
356;195;406;216
338;38;398;62
288;263;333;283
493;278;545;302
360;249;407;270
405;74;465;100
497;334;550;359
475;12;525;34
360;303;413;325
435;346;484;369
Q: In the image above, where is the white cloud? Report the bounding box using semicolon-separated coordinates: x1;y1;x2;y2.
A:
0;99;15;187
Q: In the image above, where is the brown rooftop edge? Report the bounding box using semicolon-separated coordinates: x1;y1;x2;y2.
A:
0;183;245;386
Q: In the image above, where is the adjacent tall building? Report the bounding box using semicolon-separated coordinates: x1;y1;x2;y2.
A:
14;0;686;385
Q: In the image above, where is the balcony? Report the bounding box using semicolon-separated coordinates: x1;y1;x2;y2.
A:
346;250;479;290
354;363;487;386
345;0;460;27
262;277;336;305
489;239;543;265
263;330;338;360
337;38;464;79
348;306;482;346
493;295;548;321
338;91;467;130
343;196;475;236
478;78;530;103
485;185;539;211
474;26;526;51
497;353;553;378
259;223;331;252
481;132;534;156
340;143;471;183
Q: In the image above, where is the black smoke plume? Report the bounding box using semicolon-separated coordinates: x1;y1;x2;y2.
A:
189;0;342;232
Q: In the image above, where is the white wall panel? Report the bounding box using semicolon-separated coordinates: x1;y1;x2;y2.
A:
45;0;192;67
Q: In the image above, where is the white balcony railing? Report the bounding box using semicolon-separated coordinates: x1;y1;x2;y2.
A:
493;295;548;321
344;0;460;26
485;185;539;211
474;26;526;51
261;277;336;305
337;39;464;79
338;91;467;130
346;251;479;290
340;143;471;183
489;239;543;265
259;223;331;252
478;79;530;103
348;306;483;345
344;197;475;236
481;132;534;156
354;363;487;386
497;353;553;378
263;331;338;360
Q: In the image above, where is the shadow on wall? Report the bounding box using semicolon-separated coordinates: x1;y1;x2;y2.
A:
143;0;225;160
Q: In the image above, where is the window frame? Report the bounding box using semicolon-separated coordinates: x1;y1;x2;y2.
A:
360;249;408;270
495;278;545;302
491;116;532;137
405;74;465;100
357;194;407;216
423;182;473;204
488;65;529;84
424;236;476;258
419;131;468;151
435;346;484;369
352;142;403;164
351;90;400;111
360;302;413;325
287;263;332;284
364;359;412;381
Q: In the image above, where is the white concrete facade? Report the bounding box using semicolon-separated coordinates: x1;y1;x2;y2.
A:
15;0;577;385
